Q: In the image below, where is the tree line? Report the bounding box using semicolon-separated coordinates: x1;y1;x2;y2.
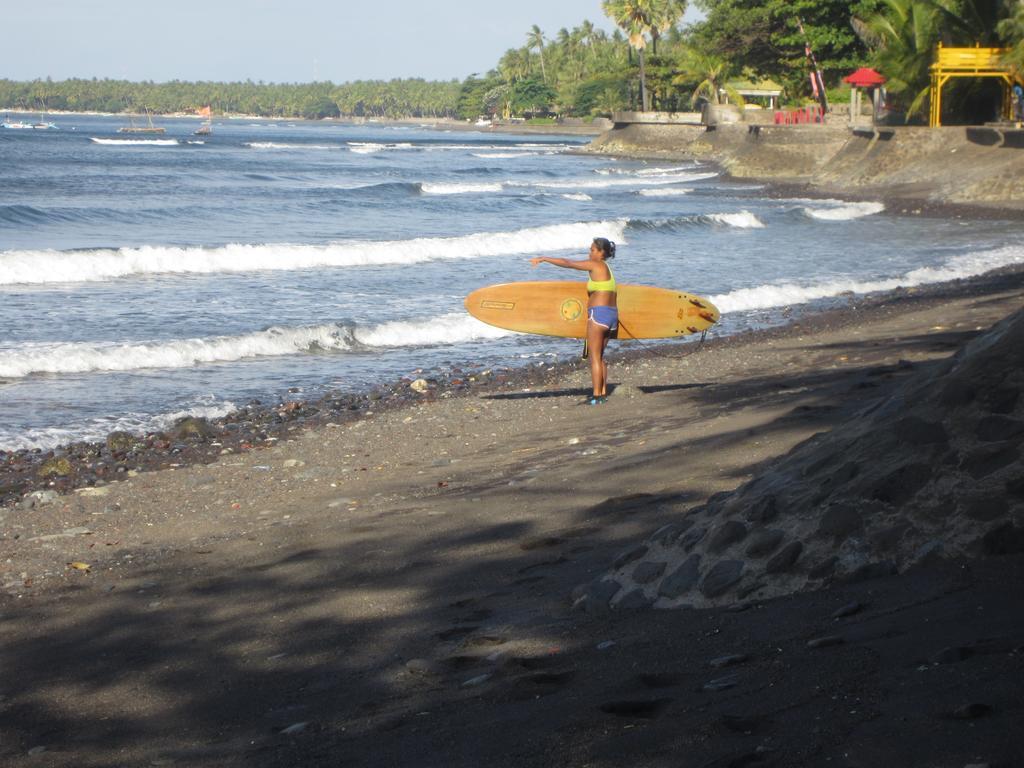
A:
3;1;1023;123
0;78;463;120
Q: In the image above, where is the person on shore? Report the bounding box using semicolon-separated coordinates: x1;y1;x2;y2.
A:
530;237;617;404
1014;83;1024;123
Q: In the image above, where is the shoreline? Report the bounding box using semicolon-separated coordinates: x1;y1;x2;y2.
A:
582;121;1024;215
2;123;1021;505
2;108;608;136
5;113;1024;767
5;263;1023;509
2;256;1022;767
577;146;1024;220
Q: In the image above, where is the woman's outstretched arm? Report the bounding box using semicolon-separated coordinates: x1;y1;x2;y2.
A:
530;257;597;271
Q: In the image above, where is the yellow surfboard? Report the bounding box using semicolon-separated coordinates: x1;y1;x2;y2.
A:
464;281;719;340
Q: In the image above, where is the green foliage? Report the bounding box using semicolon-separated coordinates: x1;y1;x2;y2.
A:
0;77;462;120
691;0;887;101
572;73;631;116
13;2;1016;123
602;1;689;110
673;47;738;107
456;76;499;119
860;0;1020;121
509;78;559;115
999;0;1024;75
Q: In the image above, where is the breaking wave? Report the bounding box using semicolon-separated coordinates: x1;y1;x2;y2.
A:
0;315;510;378
421;182;505;195
712;244;1024;313
90;138;180;146
705;211;765;229
637;188;693;197
0;219;630;285
0;399;238;453
803;201;886;220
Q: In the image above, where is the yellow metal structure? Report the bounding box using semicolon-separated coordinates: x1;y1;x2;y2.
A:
929;44;1016;127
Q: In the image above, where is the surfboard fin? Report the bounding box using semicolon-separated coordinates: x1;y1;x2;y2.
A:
581;339;589;359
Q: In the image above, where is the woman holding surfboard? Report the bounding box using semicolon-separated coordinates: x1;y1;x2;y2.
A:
530;237;617;405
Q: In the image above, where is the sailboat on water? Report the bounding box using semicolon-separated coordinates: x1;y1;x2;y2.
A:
193;105;213;136
118;108;166;134
2;103;58;130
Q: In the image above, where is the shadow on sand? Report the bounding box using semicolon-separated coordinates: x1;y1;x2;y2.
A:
2;319;1023;768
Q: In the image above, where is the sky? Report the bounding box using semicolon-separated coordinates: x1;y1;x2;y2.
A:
6;0;703;85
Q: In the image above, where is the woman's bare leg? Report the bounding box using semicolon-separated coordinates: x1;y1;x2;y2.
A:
600;335;609;396
588;320;607;397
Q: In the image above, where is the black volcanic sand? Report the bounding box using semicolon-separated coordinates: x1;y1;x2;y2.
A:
1;267;1023;768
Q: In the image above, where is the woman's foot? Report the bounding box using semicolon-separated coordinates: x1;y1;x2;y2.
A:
587;395;607;405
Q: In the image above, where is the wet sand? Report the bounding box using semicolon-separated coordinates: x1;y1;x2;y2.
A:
2;267;1024;767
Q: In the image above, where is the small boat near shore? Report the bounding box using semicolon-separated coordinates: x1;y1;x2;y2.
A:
193;105;213;136
118;110;166;134
2;113;58;130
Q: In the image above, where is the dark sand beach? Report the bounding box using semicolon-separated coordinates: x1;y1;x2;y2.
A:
3;256;1023;766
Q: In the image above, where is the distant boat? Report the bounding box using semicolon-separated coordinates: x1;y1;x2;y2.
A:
193;105;213;136
118;110;166;134
2;111;58;130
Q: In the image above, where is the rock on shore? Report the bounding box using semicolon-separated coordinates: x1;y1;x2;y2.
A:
589;307;1024;611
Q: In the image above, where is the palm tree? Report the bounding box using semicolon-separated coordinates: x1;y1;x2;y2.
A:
602;0;662;111
579;19;597;57
650;0;688;54
998;1;1024;76
498;48;531;84
674;46;742;108
527;25;548;84
860;0;1004;121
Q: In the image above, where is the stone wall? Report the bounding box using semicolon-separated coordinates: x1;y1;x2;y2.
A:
587;121;1024;208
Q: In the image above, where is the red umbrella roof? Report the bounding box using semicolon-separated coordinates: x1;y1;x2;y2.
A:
844;67;887;87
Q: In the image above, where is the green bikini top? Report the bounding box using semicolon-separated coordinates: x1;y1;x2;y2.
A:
587;265;616;293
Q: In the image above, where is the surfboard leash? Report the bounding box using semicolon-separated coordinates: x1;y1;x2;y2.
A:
613;320;710;360
582;325;708;360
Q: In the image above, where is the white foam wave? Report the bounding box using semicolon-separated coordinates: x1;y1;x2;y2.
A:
0;314;516;380
598;165;701;177
562;193;592;201
712;244;1024;313
421;182;504;195
0;324;358;378
0;220;630;286
471;152;540;159
510;143;573;149
804;201;886;220
638;188;693;197
0;399;237;453
245;141;342;150
528;171;718;190
90;138;179;146
447;142;571;153
355;313;513;347
348;142;385;154
348;141;414;154
706;211;764;228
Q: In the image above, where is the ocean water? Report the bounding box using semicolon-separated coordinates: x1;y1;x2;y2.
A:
1;115;1021;452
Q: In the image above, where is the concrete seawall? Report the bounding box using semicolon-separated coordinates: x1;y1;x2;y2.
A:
587;122;1024;211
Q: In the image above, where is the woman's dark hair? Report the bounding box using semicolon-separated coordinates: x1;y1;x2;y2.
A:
593;237;616;259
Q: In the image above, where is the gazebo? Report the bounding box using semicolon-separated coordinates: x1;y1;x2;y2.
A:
843;67;887;124
719;78;784;110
